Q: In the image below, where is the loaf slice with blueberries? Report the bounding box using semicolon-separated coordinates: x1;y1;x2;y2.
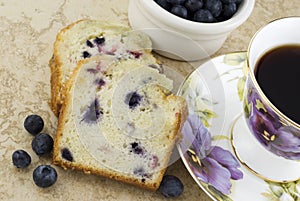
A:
50;19;154;116
53;55;187;190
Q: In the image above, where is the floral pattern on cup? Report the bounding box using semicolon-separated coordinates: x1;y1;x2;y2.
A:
244;78;300;160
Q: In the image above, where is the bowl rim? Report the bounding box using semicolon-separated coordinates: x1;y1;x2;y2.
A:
137;0;255;34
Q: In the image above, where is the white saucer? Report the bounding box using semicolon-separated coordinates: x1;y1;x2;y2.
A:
177;52;300;201
231;114;300;183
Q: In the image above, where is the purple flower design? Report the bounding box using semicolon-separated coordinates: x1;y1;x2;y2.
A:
272;126;300;160
246;87;300;160
248;102;279;146
181;114;243;195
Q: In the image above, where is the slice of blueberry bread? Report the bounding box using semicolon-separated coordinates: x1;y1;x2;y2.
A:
53;55;187;190
50;19;154;116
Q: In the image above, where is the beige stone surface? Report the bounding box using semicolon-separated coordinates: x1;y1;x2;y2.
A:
0;1;299;201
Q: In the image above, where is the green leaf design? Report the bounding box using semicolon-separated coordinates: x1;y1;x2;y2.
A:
181;76;203;98
261;192;278;201
212;135;230;141
255;99;267;112
223;53;246;66
237;76;246;101
243;98;251;118
263;180;300;201
201;118;210;128
195;108;218;127
207;185;234;201
269;182;285;197
222;52;248;102
202;108;218;119
242;60;249;76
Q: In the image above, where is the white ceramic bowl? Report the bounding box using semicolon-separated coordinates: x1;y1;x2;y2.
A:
128;0;255;61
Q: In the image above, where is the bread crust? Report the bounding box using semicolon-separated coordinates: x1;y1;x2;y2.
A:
50;19;84;116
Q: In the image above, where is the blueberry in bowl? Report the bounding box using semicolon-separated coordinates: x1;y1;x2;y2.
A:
128;0;255;60
156;0;243;22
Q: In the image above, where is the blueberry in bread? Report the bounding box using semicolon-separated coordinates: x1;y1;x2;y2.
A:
53;55;187;190
50;19;154;116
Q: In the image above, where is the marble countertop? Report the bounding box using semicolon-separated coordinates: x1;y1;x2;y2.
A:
0;1;299;201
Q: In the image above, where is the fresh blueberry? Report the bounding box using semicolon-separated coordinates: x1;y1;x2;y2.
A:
12;150;31;168
170;5;188;19
24;114;44;135
31;133;54;155
155;0;172;10
158;175;184;198
94;37;105;45
184;0;204;13
82;51;91;58
61;148;73;162
126;92;142;109
204;0;223;18
166;0;185;4
222;3;237;19
193;9;215;22
86;40;94;48
33;165;57;188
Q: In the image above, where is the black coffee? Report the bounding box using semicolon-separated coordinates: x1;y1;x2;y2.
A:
255;45;300;124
